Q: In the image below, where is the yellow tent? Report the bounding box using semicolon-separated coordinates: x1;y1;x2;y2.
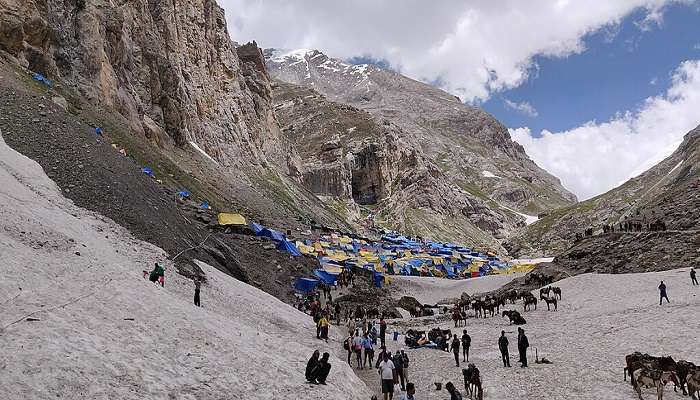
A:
217;213;247;226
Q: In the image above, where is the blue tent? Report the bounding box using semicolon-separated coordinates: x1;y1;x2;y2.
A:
276;240;301;256
256;225;285;242
313;269;338;285
294;277;320;293
251;222;264;234
373;272;384;288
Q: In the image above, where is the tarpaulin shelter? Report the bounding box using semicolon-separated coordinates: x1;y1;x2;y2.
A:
313;269;338;285
373;272;384;288
257;226;286;242
217;213;246;226
276;240;301;256
294;277;319;294
251;222;264;234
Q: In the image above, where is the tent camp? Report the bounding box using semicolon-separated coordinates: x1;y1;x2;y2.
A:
256;225;286;242
294;278;319;294
217;213;247;226
277;240;302;256
313;269;338;285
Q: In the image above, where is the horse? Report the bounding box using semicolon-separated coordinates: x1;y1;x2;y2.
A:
462;363;483;400
523;295;537;311
540;293;558;311
472;300;483;318
506;290;518;304
481;300;496;318
687;369;700;400
676;360;697;395
552;287;562;300
624;353;678;387
502;310;526;325
632;367;679;400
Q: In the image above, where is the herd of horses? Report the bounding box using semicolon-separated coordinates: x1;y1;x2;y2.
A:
624;352;699;399
450;286;563;327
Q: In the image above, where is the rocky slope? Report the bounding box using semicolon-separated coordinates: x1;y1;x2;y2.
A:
265;49;577;218
0;0;350;230
508;124;700;256
271;80;522;251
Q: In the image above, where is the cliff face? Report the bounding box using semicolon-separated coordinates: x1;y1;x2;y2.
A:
272;80;520;251
265;49;577;218
0;0;288;170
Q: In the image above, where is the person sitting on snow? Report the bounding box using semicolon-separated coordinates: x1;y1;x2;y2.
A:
308;352;331;384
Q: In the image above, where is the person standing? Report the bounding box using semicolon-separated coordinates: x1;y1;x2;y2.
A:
193;277;201;307
393;350;405;391
308;352;332;384
353;329;364;369
517;328;529;367
498;330;510;367
314;311;322;339
379;317;387;347
344;333;353;365
319;313;330;343
691;268;698;286
346;317;356;337
449;334;461;367
659;281;670;305
399;349;410;384
461;330;471;362
377;352;396;400
363;332;374;368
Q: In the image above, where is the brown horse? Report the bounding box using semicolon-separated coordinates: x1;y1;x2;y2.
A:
462;363;483;400
687;370;700;400
540;293;558;311
632;367;679;400
624;353;677;387
523;295;537;311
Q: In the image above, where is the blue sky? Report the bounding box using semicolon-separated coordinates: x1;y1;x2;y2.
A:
482;3;700;137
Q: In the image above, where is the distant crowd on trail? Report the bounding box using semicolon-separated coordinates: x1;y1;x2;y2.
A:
577;218;668;240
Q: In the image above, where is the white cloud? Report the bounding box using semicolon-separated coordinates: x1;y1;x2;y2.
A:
649;77;658;85
694;43;700;50
511;60;700;200
221;0;688;103
504;99;539;117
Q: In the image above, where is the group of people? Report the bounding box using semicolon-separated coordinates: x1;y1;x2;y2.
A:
448;330;471;367
376;350;411;399
305;350;332;385
498;328;529;368
344;317;387;369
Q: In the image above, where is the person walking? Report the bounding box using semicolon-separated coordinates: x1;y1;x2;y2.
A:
319;313;330;343
461;330;471;362
393;350;406;391
314;311;322;339
363;332;374;368
308;352;332;384
352;329;364;369
193;277;201;307
378;352;396;400
517;328;529;367
379;317;387;347
399;349;410;384
450;334;461;367
344;333;353;365
659;281;670;305
691;268;698;286
498;330;510;367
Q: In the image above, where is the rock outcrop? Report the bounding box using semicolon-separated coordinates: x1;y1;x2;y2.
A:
265;49;577;219
0;0;286;170
272;80;520;251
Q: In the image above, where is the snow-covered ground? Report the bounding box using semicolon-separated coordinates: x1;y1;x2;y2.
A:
0;134;371;399
391;275;523;304
510;257;555;265
378;269;699;400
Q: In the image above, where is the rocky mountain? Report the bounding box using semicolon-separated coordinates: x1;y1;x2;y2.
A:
508;124;700;256
265;49;576;247
272;80;521;250
0;0;350;230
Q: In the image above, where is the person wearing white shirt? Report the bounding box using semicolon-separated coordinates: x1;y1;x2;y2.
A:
377;352;396;400
400;382;416;400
